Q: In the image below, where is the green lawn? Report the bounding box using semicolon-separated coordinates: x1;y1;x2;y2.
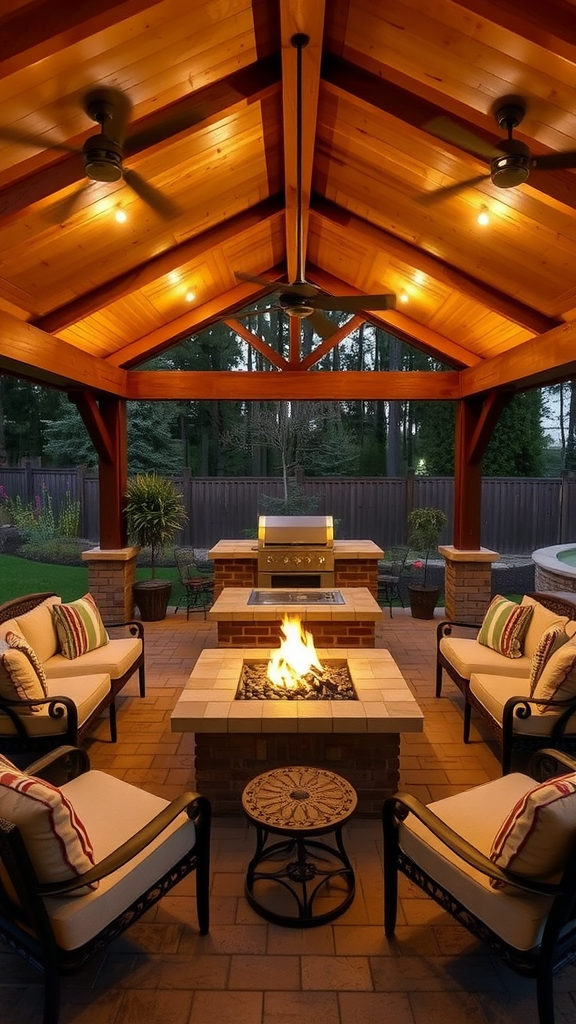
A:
0;554;180;605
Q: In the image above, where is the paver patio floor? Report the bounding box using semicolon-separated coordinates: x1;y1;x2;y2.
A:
3;605;576;1024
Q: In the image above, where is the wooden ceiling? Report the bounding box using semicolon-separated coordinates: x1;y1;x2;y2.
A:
1;0;576;402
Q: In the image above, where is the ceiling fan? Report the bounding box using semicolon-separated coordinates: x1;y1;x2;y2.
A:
423;97;576;202
0;87;179;220
236;34;396;341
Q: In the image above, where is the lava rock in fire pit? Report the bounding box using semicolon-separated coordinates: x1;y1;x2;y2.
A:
237;662;356;700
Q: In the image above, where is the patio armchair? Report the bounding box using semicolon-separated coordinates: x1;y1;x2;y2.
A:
174;547;215;619
0;744;211;1024
383;748;576;1024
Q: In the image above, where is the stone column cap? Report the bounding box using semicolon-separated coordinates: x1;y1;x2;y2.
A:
438;545;499;564
81;546;140;562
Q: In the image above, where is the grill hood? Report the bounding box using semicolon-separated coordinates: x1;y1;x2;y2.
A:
257;515;334;547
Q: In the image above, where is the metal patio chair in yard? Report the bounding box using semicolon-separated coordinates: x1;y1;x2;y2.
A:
174;547;215;619
377;548;409;617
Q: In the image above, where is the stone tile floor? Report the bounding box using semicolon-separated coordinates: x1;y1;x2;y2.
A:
3;605;576;1024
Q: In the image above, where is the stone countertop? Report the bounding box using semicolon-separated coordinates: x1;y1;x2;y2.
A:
208;587;383;622
208;539;384;560
170;648;424;735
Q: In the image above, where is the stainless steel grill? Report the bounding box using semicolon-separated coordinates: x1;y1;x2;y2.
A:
257;515;335;588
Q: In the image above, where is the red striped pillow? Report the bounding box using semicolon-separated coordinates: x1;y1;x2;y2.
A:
0;753;97;894
477;595;533;659
490;772;576;888
52;593;109;660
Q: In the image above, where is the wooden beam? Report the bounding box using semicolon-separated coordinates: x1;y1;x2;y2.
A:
224;320;291;371
460;319;576;394
450;0;576;63
127;369;461;401
280;1;325;283
68;391;115;463
96;397;128;548
452;392;510;548
312;198;561;336
0;57;280;216
34;198;284;336
322;53;576;214
0;0;155;78
298;316;365;370
0;311;127;393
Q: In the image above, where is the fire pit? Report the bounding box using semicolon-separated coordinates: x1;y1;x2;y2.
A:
171;641;424;815
237;614;356;699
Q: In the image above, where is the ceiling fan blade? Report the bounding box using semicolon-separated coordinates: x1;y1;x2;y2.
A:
126;101;208;154
425;116;500;161
46;183;89;223
419;173;492;204
0;123;81;154
307;310;339;340
312;293;396;312
532;151;576;171
122;168;180;219
235;272;282;289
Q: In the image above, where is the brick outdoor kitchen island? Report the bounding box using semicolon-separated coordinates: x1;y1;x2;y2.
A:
208;587;384;647
171;648;424;816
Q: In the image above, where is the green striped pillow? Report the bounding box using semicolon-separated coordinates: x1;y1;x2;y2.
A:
52;594;109;660
477;595;533;659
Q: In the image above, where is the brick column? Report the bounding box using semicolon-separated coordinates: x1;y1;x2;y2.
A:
439;545;499;624
81;546;140;622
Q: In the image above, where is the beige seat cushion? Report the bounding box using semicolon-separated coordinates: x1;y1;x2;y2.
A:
398;773;555;951
44;637;142;682
44;770;197;949
0;674;111;737
520;596;571;660
439;637;531;681
469;673;576;737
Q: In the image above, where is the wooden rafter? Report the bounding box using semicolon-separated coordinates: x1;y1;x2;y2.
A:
223;319;291;371
280;0;325;284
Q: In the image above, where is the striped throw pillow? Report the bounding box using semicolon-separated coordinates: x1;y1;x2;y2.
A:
490;772;576;888
0;639;45;712
5;631;48;695
0;752;97;894
529;627;570;694
52;593;109;660
477;595;533;659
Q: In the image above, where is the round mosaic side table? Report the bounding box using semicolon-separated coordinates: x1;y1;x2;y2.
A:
241;765;357;927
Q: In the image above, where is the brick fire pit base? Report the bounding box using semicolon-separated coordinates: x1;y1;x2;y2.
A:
194;731;400;816
171;648;423;816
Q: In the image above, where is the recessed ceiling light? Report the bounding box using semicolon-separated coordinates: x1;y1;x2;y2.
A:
185;290;195;303
477;205;490;226
115;208;127;223
399;290;409;303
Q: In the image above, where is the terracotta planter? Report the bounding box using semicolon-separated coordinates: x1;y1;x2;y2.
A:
408;584;440;620
133;580;172;621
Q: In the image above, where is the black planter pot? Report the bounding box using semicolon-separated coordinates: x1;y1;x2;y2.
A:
408;583;440;620
133;580;172;621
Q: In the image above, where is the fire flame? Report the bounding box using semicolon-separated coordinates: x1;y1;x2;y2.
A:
267;615;324;690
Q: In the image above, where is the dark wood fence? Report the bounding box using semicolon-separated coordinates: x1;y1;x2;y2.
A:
1;465;574;555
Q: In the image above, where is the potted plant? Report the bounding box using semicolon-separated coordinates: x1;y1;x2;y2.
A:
125;473;187;621
406;506;447;619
